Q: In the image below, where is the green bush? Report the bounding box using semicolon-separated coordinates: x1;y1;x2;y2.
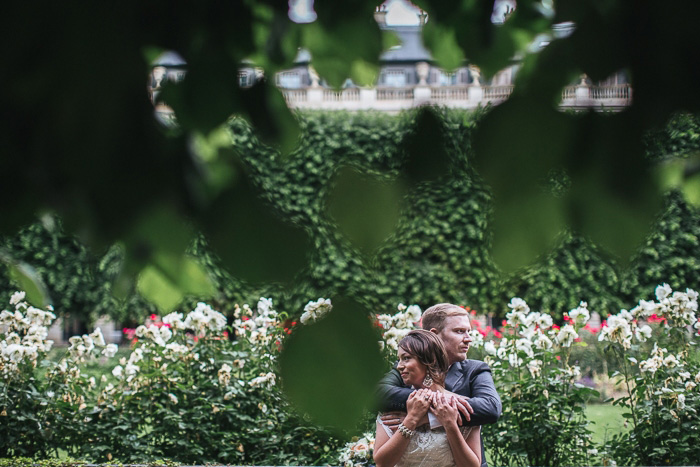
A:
0;294;340;464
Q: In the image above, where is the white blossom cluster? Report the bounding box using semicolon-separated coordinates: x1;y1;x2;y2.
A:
249;371;276;389
232;297;280;347
599;284;697;349
637;344;699;411
67;328;118;361
376;304;422;351
479;298;588;381
339;432;375;467
630;284;698;329
1;291;56;376
300;297;332;325
111;346;146;383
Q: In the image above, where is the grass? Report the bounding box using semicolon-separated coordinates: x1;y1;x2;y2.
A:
585;403;630;445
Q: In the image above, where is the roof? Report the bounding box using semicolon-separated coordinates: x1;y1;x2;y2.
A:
292;25;433;65
152;51;187;67
379;26;432;62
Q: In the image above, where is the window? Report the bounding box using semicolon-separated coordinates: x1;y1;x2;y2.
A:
382;70;406;87
277;71;302;89
437;71;457;86
238;72;249;87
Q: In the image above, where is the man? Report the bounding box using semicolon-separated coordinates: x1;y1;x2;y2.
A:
376;303;501;467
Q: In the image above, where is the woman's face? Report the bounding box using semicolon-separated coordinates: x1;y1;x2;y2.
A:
397;347;427;388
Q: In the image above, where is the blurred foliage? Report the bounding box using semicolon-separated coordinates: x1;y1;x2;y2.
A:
501;232;624;320
0;220;158;327
621;191;700;304
0;220;115;327
5;0;700;433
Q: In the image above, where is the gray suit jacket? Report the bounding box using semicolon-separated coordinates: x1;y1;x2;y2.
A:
375;359;502;467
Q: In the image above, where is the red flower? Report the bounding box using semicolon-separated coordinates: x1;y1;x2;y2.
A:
150;314;157;321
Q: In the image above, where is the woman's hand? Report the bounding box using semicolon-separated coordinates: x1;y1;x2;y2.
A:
432;391;460;428
405;388;431;426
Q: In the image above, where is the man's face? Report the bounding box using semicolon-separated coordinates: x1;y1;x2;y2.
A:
434;315;472;364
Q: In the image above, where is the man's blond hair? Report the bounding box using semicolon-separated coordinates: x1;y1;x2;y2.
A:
421;303;469;332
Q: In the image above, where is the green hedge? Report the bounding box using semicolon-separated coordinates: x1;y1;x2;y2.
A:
0;220;156;328
2;110;699;322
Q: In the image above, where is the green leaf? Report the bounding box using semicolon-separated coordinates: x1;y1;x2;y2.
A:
137;255;215;313
199;155;310;284
421;21;465;72
3;259;50;307
238;78;301;155
302;19;383;89
327;166;407;255
279;297;384;433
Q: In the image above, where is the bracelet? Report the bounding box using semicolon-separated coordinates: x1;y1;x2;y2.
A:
397;423;415;438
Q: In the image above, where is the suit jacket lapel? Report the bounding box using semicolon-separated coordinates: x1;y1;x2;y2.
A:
445;362;464;391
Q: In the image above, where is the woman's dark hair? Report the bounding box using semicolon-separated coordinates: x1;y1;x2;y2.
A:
398;329;449;386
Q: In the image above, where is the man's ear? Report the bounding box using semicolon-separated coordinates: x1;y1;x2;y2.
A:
429;328;439;334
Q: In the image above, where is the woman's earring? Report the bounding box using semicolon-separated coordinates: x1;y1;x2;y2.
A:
422;375;433;387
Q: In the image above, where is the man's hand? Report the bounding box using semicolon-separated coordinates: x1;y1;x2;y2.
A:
380;412;406;433
439;390;474;425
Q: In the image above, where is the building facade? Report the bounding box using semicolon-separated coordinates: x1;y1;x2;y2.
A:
148;7;632;116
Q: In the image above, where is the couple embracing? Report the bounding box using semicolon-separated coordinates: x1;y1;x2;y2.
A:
374;303;502;467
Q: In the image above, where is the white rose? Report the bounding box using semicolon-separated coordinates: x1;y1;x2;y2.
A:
89;328;106;347
102;344;118;358
10;291;26;306
656;283;672;301
507;297;530;314
536;314;553;330
483;341;497;356
677;393;686;409
568;302;590;326
112;365;124;379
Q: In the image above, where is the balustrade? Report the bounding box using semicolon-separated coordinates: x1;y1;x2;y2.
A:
282;89;308;103
483;85;514;100
377;88;414;100
431;87;469;101
323;88;360;101
590;84;631;100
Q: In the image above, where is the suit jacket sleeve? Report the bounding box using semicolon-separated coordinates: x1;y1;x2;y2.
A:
375;368;413;412
462;360;501;426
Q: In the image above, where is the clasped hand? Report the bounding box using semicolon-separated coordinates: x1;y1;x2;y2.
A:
382;389;474;432
406;388;433;418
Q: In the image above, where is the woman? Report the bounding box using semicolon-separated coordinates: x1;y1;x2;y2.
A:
373;330;481;467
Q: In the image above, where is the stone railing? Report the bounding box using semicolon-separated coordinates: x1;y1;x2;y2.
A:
483;85;514;101
153;83;632;118
560;83;632;108
281;83;631;113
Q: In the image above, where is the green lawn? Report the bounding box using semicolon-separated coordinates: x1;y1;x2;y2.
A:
586;403;630;445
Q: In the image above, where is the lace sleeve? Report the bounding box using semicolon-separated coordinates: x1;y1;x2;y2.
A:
376;414;394;438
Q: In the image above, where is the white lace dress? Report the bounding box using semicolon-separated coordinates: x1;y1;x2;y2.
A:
377;415;473;467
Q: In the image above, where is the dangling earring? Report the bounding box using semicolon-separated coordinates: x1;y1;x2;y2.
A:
422;375;433;388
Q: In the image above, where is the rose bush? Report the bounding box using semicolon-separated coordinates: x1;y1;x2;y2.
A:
342;284;698;467
1;294;340;464
3;284;699;466
599;284;700;466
